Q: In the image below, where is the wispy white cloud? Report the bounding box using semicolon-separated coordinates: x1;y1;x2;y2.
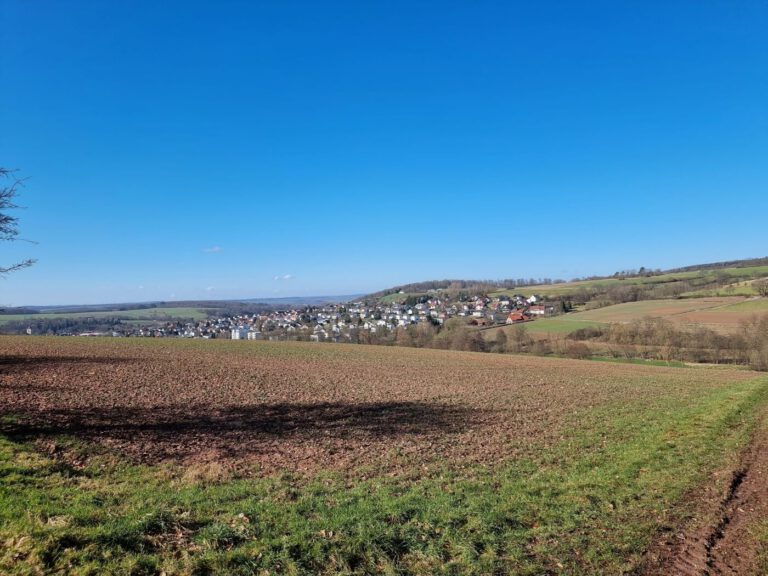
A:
273;274;293;281
205;286;215;292
203;246;223;253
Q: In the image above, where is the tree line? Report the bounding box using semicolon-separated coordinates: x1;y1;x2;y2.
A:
567;316;768;371
319;313;768;372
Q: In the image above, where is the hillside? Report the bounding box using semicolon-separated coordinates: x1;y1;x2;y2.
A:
490;265;768;300
365;257;768;305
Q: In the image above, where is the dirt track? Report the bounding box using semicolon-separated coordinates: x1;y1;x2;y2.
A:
642;408;768;575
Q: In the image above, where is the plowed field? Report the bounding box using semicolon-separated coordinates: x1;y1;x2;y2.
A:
0;336;753;476
2;336;768;575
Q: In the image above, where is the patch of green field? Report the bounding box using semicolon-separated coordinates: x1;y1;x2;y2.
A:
0;306;212;325
378;292;428;304
480;319;605;341
490;266;768;299
522;318;605;334
490;272;700;298
682;278;764;297
379;292;407;304
553;298;743;325
2;347;766;573
717;265;768;278
720;298;768;312
589;356;687;368
683;286;758;297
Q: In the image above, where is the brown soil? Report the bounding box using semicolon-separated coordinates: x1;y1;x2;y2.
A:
641;408;768;575
673;310;757;333
0;336;751;479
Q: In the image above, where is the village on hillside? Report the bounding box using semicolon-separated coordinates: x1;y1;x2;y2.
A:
122;292;560;340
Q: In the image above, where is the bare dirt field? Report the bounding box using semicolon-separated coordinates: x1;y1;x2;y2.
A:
0;336;753;477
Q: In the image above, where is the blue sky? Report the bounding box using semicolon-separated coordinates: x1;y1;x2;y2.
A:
1;1;766;305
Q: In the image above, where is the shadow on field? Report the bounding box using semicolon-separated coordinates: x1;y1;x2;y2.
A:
0;355;137;373
1;401;478;463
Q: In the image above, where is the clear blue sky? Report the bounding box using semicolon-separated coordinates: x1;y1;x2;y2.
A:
1;1;766;305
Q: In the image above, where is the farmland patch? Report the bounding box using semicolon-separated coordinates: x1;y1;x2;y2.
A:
8;337;749;476
2;337;767;574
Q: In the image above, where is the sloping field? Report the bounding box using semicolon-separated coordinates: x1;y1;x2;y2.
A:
540;297;768;334
1;337;767;574
673;311;763;332
668;297;768;332
568;297;738;322
683;282;761;298
721;297;768;312
490;271;705;298
485;318;605;340
489;271;704;298
489;265;768;299
522;318;605;334
498;298;743;337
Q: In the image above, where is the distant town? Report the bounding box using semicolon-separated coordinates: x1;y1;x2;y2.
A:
47;290;560;340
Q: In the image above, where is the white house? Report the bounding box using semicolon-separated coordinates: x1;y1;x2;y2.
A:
231;327;248;340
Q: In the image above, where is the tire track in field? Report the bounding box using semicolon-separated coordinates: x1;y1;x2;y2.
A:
642;404;768;576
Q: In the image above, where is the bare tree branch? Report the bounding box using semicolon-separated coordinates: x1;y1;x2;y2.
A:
0;258;36;276
0;167;36;275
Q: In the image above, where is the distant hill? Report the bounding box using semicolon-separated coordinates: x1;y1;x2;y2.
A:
363;257;768;303
0;295;363;316
664;256;768;274
239;295;363;306
4;256;767;315
364;279;560;302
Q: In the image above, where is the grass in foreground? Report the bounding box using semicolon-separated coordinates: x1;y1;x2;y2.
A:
1;360;766;574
